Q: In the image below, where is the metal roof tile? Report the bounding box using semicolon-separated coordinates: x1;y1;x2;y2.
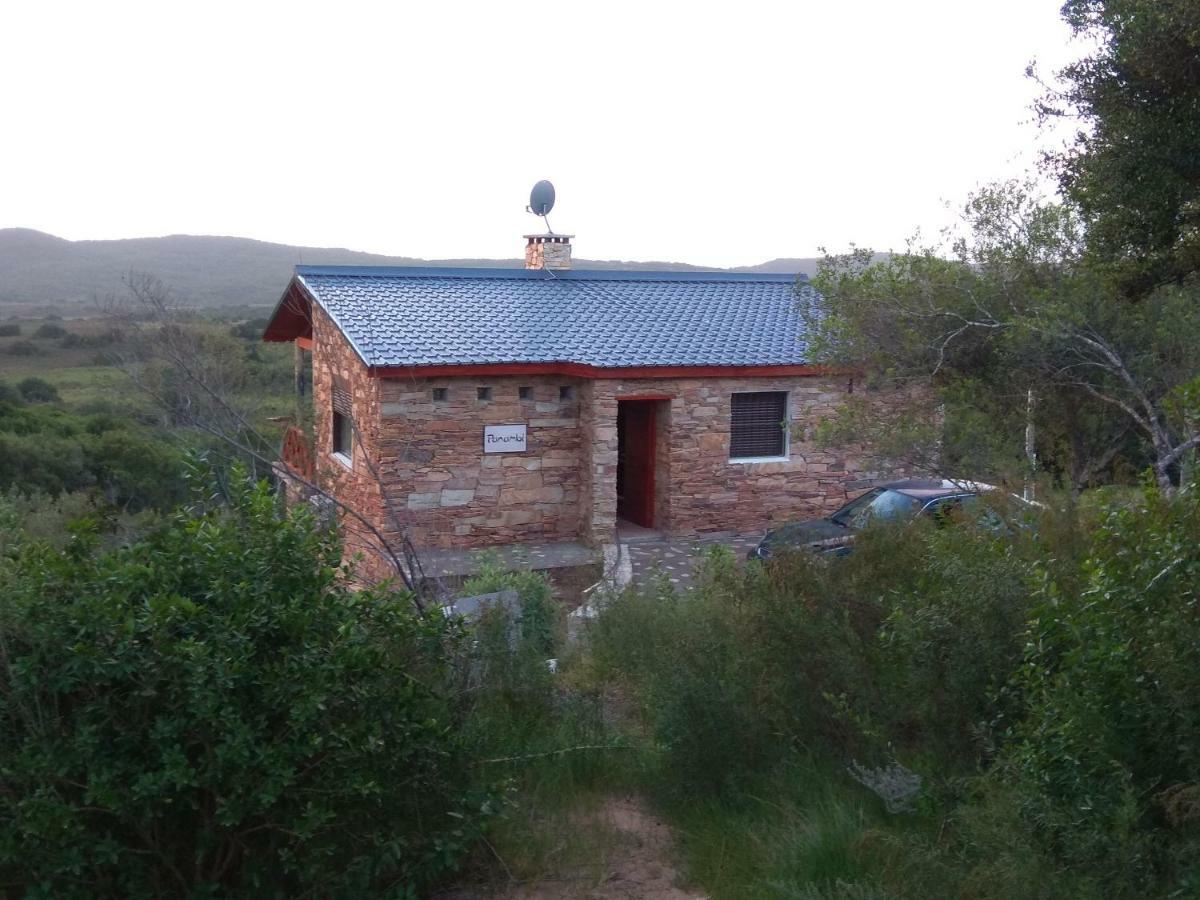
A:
293;266;814;369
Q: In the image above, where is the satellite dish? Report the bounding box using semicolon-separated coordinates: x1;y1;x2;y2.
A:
528;180;555;217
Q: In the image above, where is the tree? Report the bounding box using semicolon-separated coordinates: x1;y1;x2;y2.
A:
0;469;492;897
105;273;432;604
16;376;59;404
1036;0;1200;294
809;182;1200;493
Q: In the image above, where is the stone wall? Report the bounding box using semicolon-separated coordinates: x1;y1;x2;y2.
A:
309;304;393;581
585;376;899;543
374;374;585;549
299;317;904;554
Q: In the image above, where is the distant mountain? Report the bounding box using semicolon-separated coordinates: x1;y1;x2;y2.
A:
0;229;825;309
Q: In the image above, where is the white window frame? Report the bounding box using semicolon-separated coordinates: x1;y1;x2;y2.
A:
728;389;791;464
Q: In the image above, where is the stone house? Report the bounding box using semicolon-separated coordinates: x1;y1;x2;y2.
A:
262;233;890;576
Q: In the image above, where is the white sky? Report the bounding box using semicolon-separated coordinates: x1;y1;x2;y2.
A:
1;1;1079;268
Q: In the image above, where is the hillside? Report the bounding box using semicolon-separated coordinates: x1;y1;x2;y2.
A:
0;229;823;310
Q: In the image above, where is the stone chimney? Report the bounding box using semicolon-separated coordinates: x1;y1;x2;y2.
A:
524;234;573;270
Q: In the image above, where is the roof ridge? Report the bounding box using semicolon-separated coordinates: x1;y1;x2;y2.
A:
295;264;804;283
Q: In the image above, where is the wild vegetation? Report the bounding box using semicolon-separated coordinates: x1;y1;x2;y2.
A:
1;0;1198;896
586;486;1200;898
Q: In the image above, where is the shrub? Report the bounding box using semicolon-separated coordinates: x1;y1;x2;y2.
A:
0;472;496;897
0;322;21;336
33;322;68;339
1006;480;1200;887
592;545;879;795
229;317;270;341
16;376;59;404
865;523;1038;762
61;329;118;350
7;339;38;356
462;561;559;658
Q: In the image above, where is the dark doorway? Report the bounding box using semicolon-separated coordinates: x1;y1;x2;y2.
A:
617;400;657;528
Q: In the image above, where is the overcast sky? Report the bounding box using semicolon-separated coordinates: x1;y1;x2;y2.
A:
2;1;1080;268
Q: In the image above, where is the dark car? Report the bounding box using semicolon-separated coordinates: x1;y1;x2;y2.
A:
749;479;1013;561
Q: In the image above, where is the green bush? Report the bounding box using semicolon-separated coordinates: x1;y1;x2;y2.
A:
0;472;496;897
592;545;879;795
60;329;119;350
0;402;186;510
0;322;21;337
864;523;1040;762
1006;481;1200;888
588;487;1200;897
455;564;590;766
7;339;39;356
33;322;68;339
462;561;559;658
16;376;59;404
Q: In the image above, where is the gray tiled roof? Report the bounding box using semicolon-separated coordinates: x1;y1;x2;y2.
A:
294;266;813;369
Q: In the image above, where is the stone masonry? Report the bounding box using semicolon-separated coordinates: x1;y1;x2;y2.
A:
303;297;899;558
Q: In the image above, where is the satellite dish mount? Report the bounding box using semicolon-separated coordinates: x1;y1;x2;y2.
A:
526;179;556;233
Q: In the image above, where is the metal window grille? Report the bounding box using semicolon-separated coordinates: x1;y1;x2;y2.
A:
331;379;352;417
730;391;788;459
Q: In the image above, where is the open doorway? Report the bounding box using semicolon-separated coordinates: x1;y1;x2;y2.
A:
617;400;657;529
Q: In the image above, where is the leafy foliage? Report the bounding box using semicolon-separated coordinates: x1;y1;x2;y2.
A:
1040;0;1200;292
809;183;1200;492
0;393;183;510
1008;482;1200;887
6;339;39;356
32;322;68;339
592;487;1200;896
16;376;59;403
0;471;496;898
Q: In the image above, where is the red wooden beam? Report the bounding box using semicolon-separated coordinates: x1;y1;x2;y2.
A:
369;362;845;380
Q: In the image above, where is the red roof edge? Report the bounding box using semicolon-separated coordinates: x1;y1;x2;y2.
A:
369;362;845;380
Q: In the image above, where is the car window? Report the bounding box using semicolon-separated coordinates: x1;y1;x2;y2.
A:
925;494;978;525
830;488;884;526
925;494;1015;532
841;490;922;529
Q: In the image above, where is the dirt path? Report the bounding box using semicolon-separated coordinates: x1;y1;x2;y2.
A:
447;795;705;900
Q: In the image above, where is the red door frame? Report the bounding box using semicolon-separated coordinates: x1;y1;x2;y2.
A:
617;400;657;528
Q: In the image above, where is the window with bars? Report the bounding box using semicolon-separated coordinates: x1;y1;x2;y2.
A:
331;378;353;462
729;391;788;460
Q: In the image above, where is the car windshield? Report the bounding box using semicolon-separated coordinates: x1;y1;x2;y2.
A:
831;488;922;529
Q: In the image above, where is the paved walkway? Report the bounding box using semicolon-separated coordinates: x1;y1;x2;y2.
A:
624;531;760;592
416;530;762;595
419;541;598;579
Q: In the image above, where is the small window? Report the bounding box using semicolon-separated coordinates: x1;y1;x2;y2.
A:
432;387;448;402
331;378;353;463
559;385;574;401
477;386;492;401
730;391;788;460
332;410;353;459
519;386;533;401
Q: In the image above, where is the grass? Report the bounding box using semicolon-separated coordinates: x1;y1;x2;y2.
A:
660;756;893;900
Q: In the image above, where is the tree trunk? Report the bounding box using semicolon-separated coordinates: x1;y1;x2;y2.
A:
1024;388;1037;502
